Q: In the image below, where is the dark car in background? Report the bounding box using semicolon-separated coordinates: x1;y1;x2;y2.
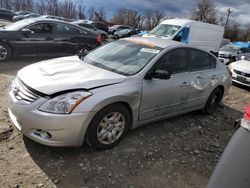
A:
113;28;141;39
0;8;16;21
72;21;108;41
81;20;108;33
13;13;40;22
0;18;102;62
108;25;131;35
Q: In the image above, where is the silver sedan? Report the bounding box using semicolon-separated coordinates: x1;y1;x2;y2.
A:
8;37;231;149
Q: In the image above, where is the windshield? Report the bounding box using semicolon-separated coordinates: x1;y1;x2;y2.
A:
150;24;181;37
83;40;162;76
220;45;239;53
246;56;250;61
4;19;35;30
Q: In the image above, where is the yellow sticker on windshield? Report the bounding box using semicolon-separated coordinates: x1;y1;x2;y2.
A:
140;48;160;54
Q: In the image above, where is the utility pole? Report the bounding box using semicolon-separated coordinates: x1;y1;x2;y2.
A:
225;8;233;29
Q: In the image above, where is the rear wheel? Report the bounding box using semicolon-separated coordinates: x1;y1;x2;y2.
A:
0;43;12;62
203;87;223;115
86;104;131;150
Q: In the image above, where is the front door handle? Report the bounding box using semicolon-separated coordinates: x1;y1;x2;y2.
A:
212;75;218;79
196;74;202;79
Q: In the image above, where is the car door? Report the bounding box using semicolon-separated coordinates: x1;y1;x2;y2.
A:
187;48;218;108
18;22;55;55
140;48;191;121
53;23;84;54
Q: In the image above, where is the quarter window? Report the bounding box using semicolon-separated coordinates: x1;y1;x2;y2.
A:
55;24;80;34
156;48;188;74
189;49;211;71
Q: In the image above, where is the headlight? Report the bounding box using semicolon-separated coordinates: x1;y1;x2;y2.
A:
39;91;92;114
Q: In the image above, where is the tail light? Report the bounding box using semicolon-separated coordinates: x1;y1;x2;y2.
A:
241;104;250;130
96;35;101;43
244;105;250;121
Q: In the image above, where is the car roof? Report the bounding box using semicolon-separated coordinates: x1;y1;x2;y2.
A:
21;18;94;31
123;37;185;48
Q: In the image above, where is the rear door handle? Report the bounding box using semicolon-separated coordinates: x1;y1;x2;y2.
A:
181;82;190;87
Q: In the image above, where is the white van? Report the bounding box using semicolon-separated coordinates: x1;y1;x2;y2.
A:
144;19;224;55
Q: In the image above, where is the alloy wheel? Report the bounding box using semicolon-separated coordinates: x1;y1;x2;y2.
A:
97;112;125;145
0;45;8;60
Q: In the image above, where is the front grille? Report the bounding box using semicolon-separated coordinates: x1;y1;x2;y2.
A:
233;77;250;85
11;78;40;104
234;69;250;77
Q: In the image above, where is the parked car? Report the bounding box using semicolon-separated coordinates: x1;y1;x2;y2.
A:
0;18;102;62
72;21;108;41
0;8;16;21
108;25;131;35
113;28;141;39
14;11;32;16
228;56;250;87
208;104;250;188
144;19;224;55
80;20;108;33
236;53;250;61
219;45;250;64
13;13;40;22
8;37;231;149
40;15;72;22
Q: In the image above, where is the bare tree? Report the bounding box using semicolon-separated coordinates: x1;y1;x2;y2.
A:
87;7;95;20
144;10;153;30
191;0;218;24
152;10;165;28
77;0;85;19
111;8;143;27
95;7;106;21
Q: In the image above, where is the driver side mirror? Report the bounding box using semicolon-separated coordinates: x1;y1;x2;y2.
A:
21;28;33;36
173;35;181;42
145;69;171;80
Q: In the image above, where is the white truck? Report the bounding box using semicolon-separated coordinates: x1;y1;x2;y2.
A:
144;19;224;55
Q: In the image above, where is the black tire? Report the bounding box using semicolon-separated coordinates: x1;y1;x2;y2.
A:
0;43;12;62
203;87;223;115
86;103;131;150
101;34;106;41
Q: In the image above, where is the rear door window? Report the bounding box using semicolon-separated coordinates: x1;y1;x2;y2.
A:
189;49;210;71
189;49;216;71
156;48;188;74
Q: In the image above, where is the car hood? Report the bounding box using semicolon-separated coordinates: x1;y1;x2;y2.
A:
17;56;127;95
231;60;250;73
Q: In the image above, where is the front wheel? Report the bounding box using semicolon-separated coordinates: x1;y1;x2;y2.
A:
203;87;223;115
0;43;12;62
86;104;131;150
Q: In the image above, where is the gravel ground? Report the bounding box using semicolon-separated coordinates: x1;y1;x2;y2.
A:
0;57;249;188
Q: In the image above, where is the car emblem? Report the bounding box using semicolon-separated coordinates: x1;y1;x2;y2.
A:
13;86;20;96
241;72;246;76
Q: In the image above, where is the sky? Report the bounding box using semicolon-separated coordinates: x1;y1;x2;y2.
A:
84;0;250;25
